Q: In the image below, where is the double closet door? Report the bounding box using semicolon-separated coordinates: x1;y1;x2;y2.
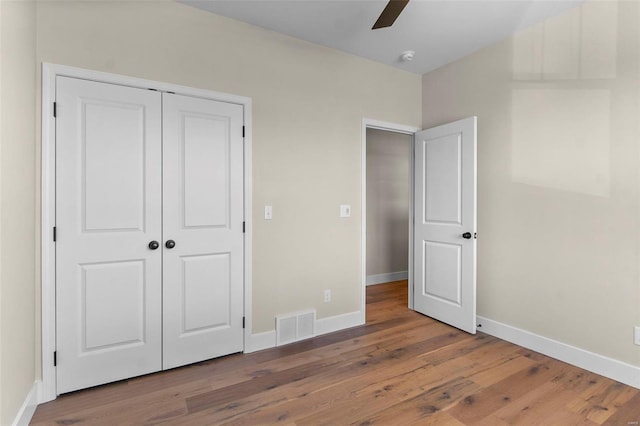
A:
55;77;244;394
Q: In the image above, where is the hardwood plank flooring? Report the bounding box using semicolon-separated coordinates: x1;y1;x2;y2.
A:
31;281;640;425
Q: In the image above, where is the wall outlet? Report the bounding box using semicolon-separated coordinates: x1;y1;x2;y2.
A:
340;205;351;218
264;205;273;220
324;289;331;303
635;326;640;346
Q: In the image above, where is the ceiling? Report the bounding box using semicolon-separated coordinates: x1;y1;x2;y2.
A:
180;0;583;75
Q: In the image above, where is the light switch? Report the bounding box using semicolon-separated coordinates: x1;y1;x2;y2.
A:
340;205;351;218
264;205;273;220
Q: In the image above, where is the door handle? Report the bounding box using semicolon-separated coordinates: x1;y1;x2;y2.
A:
165;240;176;249
462;232;472;239
148;241;159;250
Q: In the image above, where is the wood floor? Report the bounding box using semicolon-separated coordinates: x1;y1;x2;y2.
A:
32;281;640;425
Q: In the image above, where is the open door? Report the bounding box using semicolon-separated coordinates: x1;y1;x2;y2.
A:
413;117;477;334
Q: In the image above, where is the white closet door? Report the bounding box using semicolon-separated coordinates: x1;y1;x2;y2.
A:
162;93;244;369
56;77;163;393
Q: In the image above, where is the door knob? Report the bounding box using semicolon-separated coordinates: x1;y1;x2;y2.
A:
165;240;176;249
148;241;159;250
462;232;472;239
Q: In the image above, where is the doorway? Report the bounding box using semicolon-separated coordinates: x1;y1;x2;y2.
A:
361;119;419;315
365;128;412;288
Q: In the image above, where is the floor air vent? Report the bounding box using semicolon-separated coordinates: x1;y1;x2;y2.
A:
276;310;316;346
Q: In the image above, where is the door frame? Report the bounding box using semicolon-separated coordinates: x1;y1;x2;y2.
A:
40;63;253;402
361;119;420;316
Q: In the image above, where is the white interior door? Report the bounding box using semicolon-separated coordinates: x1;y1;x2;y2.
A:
56;77;163;393
162;93;245;369
413;117;477;334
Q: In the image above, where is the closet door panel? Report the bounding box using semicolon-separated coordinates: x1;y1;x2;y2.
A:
56;77;163;394
162;93;244;369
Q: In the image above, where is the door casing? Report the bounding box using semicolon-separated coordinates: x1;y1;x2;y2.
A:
41;63;253;402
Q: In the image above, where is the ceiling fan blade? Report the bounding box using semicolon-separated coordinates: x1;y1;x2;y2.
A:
372;0;409;30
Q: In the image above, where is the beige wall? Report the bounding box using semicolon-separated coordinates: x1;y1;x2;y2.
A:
0;0;37;424
423;0;640;366
366;129;410;278
2;0;638;418
35;1;421;336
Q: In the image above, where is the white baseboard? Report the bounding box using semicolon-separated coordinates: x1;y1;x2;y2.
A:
315;310;364;336
244;310;365;353
366;271;408;286
36;379;55;404
245;330;276;353
12;381;39;426
477;316;640;390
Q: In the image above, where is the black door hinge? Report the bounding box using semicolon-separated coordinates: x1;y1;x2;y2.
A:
53;102;57;117
242;317;245;329
53;351;57;367
242;221;245;233
242;126;245;138
53;226;57;242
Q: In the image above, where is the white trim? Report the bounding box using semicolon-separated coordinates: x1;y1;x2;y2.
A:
477;316;640;390
366;271;408;286
408;133;415;310
315;310;364;336
12;381;39;426
42;64;248;105
245;331;276;353
361;119;419;315
40;64;56;403
241;83;254;365
364;119;420;134
41;63;253;402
